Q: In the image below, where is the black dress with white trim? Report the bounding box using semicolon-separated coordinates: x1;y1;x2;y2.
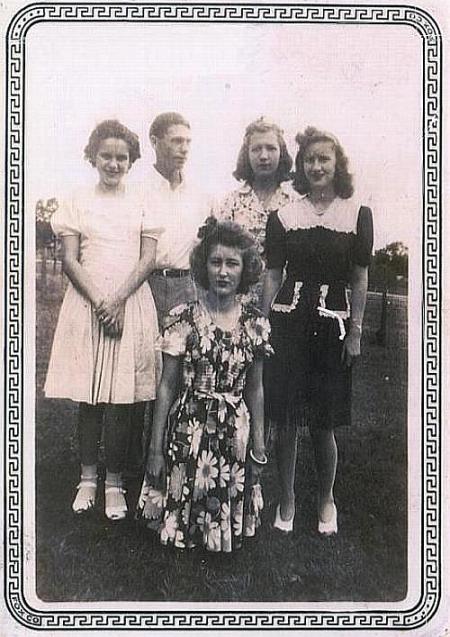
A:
265;196;373;430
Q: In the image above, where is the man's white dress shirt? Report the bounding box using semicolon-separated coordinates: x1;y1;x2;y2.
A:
148;168;212;270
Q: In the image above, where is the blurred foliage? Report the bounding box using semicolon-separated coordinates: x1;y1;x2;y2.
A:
369;241;408;295
36;198;58;249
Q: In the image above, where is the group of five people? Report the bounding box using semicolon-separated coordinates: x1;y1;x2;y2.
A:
44;112;373;552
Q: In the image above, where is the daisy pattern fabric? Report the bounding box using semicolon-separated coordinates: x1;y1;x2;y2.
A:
137;301;273;552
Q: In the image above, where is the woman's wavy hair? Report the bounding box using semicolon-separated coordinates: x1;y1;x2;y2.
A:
233;117;293;185
293;126;353;198
84;119;141;167
190;217;263;294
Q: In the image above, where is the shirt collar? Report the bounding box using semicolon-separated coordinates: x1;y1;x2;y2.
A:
237;180;296;207
238;180;294;196
238;181;253;195
150;166;186;192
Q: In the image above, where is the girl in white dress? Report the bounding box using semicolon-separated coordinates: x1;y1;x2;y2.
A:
44;120;161;520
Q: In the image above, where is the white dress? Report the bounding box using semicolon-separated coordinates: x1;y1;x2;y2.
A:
44;186;162;404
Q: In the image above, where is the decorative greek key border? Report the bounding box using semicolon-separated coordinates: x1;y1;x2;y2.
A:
4;2;442;631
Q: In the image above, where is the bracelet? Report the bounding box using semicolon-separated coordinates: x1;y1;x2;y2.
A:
349;319;362;332
249;449;268;465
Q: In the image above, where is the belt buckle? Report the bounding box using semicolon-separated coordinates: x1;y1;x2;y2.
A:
162;268;170;277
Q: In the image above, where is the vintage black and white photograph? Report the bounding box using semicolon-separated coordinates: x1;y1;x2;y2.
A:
1;1;448;634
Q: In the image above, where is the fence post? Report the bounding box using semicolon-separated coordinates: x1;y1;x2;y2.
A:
376;268;388;346
41;246;47;289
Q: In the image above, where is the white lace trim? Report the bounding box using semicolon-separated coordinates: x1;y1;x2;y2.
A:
271;281;303;313
317;283;350;340
278;197;360;234
272;280;351;338
317;307;347;340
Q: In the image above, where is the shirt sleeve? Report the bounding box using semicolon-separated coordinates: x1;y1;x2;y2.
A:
265;210;287;269
351;206;374;267
142;206;166;240
50;198;80;237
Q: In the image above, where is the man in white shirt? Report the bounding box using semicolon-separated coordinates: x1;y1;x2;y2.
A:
146;112;212;327
127;113;211;476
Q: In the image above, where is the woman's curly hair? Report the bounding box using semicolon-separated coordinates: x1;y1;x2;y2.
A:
190;217;263;294
293;126;353;198
233;117;293;185
84;119;141;167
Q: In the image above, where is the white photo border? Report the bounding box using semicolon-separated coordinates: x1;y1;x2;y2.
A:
4;2;442;631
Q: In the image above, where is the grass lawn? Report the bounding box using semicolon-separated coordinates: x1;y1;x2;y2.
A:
35;272;407;602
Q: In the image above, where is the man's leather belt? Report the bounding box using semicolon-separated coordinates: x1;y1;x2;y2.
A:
152;268;190;278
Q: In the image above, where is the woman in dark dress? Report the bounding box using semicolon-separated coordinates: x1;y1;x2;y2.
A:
262;127;373;534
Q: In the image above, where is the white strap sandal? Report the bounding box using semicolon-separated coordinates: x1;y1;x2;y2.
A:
72;476;97;514
318;502;338;536
104;481;128;521
273;504;295;533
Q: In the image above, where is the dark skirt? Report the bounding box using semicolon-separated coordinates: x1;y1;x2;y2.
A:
265;301;351;430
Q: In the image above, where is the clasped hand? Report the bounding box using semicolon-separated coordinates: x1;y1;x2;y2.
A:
95;297;125;337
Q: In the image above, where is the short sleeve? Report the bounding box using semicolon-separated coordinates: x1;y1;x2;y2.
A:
213;192;235;221
351;206;374;267
265;211;287;269
142;206;166;240
157;304;192;357
244;311;274;359
50;198;80;237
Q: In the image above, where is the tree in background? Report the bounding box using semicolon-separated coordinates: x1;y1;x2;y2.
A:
369;241;408;295
36;198;59;286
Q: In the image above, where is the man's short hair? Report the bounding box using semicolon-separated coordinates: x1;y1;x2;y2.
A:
149;112;191;139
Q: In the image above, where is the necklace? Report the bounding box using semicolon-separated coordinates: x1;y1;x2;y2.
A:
307;192;335;215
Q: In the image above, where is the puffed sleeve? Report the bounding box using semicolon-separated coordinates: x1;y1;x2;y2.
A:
351;206;374;267
157;304;192;357
50;198;80;237
212;191;235;221
265;210;287;269
244;311;274;359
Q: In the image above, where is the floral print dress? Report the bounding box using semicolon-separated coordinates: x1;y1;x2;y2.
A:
138;301;273;552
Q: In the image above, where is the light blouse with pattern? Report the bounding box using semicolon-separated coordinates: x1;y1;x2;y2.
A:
215;180;300;256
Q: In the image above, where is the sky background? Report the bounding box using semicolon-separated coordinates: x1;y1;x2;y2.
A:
26;21;423;249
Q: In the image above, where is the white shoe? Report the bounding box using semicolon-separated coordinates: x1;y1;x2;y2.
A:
318;502;338;536
105;481;127;521
72;476;97;514
273;504;295;533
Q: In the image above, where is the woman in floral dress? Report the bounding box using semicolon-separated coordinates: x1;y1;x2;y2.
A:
138;219;272;551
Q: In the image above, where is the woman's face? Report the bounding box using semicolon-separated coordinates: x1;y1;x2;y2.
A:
248;131;281;181
95;137;131;189
207;244;244;299
303;140;336;191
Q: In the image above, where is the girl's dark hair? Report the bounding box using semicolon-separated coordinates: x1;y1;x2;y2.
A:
190;217;263;294
84;119;141;166
233;117;292;185
293;126;354;198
